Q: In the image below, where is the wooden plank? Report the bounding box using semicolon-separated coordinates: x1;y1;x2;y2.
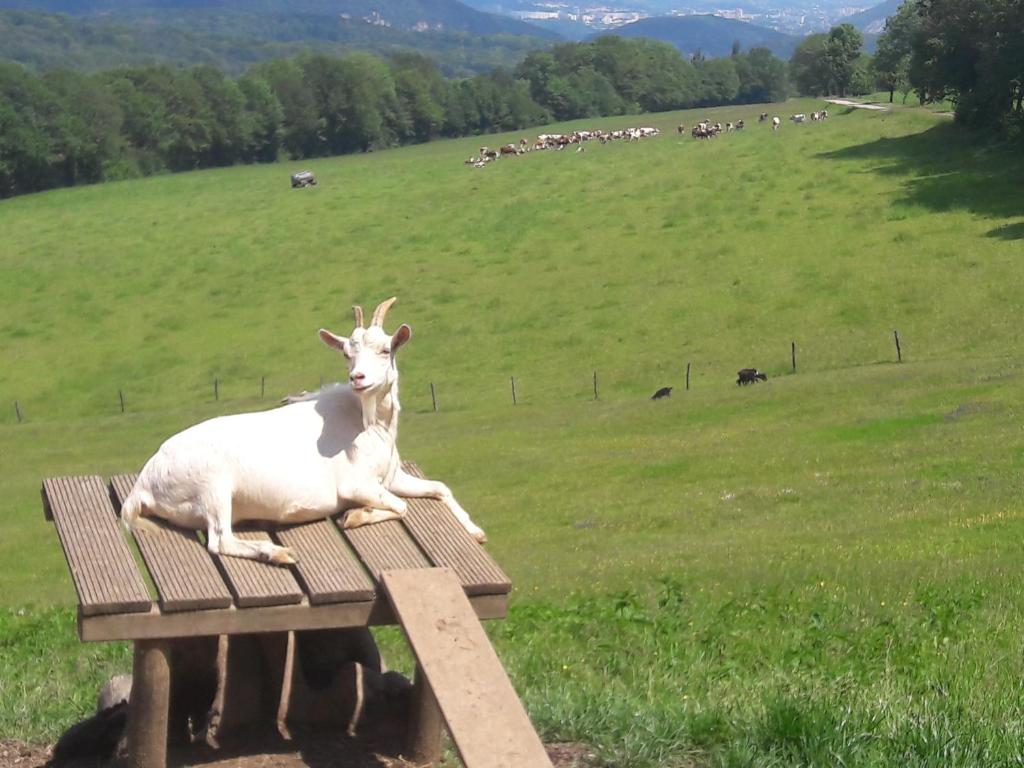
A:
382;568;552;768
273;521;375;605
80;594;509;643
401;462;511;596
110;474;233;613
214;531;305;609
42;476;152;617
340;518;430;582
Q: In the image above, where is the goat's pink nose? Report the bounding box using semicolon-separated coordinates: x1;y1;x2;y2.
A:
350;372;365;381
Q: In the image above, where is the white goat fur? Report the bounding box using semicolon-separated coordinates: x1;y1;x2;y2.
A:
122;297;486;565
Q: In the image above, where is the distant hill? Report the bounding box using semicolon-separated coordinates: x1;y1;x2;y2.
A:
841;0;901;33
0;9;558;75
0;0;561;38
593;15;800;59
0;0;562;76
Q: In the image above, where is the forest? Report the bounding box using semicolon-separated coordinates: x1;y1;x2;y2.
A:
0;37;788;198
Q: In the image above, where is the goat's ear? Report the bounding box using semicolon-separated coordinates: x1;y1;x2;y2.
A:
319;329;351;356
391;324;412;351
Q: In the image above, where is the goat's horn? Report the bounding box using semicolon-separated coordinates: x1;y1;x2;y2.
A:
371;297;397;327
352;305;364;328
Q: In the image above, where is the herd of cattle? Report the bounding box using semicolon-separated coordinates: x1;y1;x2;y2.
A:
465;126;660;167
465;107;831;167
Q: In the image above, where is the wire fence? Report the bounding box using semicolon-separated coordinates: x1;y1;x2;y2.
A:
9;331;913;428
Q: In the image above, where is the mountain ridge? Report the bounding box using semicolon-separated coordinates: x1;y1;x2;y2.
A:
592;14;800;59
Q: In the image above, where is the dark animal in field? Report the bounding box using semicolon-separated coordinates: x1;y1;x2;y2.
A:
291;170;317;188
677;123;686;134
736;368;768;385
759;112;769;122
651;386;673;400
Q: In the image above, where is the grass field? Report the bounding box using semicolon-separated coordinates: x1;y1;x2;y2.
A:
2;98;1024;765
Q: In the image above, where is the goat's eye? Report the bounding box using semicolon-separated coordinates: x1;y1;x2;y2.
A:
380;348;390;356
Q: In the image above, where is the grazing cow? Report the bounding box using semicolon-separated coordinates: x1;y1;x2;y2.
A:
820;109;828;120
771;117;781;131
651;386;673;400
735;120;745;130
677;123;686;134
759;112;769;123
736;368;768;385
791;113;806;123
499;143;520;156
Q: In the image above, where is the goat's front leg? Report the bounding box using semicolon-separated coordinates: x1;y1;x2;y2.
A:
340;482;408;530
205;489;297;565
388;469;487;543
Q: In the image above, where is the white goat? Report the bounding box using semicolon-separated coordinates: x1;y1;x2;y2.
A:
122;298;486;565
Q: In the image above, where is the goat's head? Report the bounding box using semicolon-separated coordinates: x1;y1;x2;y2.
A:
318;297;411;396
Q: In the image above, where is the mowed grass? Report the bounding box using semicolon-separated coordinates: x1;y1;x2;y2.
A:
3;99;1024;765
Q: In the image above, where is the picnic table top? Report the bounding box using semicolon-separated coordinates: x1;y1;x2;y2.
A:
42;462;510;643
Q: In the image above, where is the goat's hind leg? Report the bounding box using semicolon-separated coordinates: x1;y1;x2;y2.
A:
388;469;487;543
204;487;297;566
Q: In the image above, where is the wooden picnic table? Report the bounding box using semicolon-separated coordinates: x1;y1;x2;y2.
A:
43;461;514;768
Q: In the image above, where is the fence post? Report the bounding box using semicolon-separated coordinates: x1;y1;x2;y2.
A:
792;341;797;372
593;371;598;401
511;376;517;406
894;330;902;362
119;389;125;414
14;401;22;423
430;382;438;413
686;362;691;391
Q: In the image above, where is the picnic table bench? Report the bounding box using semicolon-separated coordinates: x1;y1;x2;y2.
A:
43;461;552;768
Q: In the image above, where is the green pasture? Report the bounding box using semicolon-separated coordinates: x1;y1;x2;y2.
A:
2;98;1024;765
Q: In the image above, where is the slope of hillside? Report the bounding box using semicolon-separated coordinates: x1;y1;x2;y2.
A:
593;14;800;58
5;102;1024;765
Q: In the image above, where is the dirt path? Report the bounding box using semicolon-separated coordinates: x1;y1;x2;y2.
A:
825;98;889;111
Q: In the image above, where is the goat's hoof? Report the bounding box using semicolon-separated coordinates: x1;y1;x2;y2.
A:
270;547;298;566
471;529;487;544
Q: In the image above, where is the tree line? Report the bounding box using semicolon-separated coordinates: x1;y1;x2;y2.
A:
790;0;1023;138
0;37;790;199
873;0;1023;135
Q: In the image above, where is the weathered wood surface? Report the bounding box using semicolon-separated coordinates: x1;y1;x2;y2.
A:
110;474;233;613
79;594;509;643
47;460;512;637
273;521;374;604
42;476;151;617
340;517;431;580
401;462;511;596
382;568;553;768
215;531;305;609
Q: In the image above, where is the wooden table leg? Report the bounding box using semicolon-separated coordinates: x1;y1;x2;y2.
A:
126;638;171;768
407;662;443;765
